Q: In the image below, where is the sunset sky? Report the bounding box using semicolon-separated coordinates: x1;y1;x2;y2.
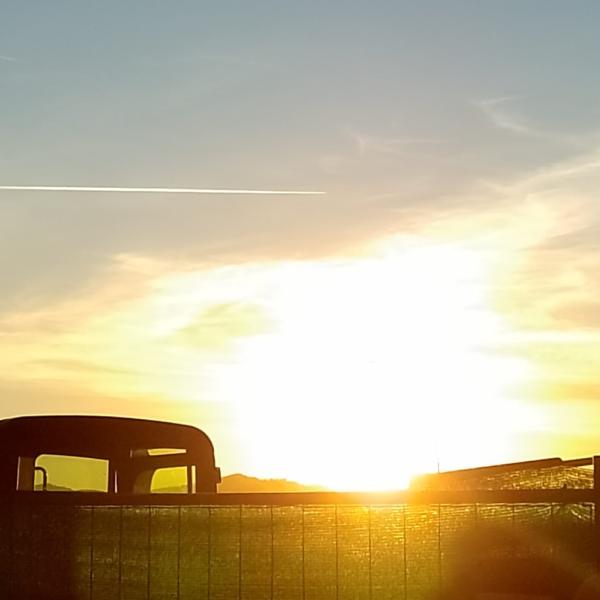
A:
2;3;600;490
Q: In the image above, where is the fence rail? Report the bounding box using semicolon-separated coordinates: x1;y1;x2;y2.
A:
2;487;597;506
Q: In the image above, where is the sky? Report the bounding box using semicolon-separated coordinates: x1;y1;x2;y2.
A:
2;2;600;490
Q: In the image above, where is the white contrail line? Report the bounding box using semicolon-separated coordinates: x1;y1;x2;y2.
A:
0;185;325;195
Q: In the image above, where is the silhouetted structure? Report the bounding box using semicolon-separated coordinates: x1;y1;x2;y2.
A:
0;415;221;494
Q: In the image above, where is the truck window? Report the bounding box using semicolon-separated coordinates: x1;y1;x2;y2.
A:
150;465;195;493
34;454;109;492
145;448;186;456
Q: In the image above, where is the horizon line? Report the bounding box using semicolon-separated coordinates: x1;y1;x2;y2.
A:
0;185;325;196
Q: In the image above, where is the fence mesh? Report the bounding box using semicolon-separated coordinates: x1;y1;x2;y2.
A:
412;463;594;491
1;501;596;600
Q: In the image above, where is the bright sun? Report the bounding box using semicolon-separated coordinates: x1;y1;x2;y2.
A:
208;238;535;491
68;236;536;490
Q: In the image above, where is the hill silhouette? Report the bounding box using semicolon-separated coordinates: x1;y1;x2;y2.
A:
218;473;326;493
153;473;326;494
35;474;327;494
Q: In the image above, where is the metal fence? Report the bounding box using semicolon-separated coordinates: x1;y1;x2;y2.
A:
1;492;598;600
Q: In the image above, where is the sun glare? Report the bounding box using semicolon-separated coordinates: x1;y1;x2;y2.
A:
208;238;534;490
43;236;536;490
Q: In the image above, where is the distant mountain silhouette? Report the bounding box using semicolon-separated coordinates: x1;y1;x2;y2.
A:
35;483;92;492
152;473;326;494
34;474;326;494
218;473;326;493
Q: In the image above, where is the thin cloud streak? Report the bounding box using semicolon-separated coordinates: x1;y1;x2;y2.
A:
347;128;446;156
0;55;16;62
473;95;583;146
0;185;325;196
474;95;532;135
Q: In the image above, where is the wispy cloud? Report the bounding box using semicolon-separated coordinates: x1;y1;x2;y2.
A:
0;185;324;195
482;148;600;194
27;358;135;376
473;95;581;145
140;51;268;70
475;95;531;135
0;55;17;63
347;128;446;156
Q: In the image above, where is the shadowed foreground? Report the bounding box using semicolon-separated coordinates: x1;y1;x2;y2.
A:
1;496;598;600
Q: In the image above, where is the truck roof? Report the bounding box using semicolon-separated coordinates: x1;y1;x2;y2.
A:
0;414;216;460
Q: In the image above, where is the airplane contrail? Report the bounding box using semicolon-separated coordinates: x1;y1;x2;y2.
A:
0;185;324;195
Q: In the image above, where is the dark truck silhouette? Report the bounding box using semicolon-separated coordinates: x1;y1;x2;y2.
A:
0;415;221;495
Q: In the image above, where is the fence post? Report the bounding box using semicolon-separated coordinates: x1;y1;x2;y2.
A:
594;456;600;573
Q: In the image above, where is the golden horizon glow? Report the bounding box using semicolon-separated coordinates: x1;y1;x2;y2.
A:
0;234;545;491
210;240;537;490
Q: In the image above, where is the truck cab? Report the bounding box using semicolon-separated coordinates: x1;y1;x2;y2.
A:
0;415;221;495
